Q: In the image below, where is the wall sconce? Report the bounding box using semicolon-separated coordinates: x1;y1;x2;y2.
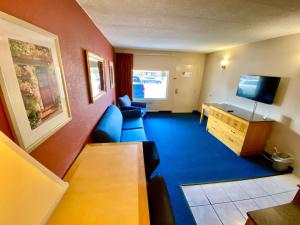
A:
220;59;229;71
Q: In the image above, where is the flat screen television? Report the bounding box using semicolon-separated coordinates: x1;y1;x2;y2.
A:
236;75;281;104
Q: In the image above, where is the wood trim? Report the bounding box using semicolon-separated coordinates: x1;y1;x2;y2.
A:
292;185;300;204
85;51;107;103
245;217;256;225
137;142;150;225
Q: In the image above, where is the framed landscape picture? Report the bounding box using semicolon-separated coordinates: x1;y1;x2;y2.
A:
0;12;72;152
85;51;106;102
108;60;115;89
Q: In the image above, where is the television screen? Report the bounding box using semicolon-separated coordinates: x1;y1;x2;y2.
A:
236;75;281;104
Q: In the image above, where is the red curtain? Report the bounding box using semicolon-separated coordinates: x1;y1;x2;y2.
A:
115;53;133;99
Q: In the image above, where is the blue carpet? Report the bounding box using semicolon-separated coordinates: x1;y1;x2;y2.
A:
144;112;277;225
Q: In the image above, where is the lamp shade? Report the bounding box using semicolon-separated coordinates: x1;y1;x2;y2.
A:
220;59;229;67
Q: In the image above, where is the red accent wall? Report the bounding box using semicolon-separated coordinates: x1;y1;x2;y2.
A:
0;0;115;178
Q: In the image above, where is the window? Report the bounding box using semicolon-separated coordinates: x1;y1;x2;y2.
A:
132;70;169;99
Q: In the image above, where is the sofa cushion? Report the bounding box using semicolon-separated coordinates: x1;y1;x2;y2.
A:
121;109;142;118
93;105;123;142
123;117;144;130
118;95;131;107
121;128;147;142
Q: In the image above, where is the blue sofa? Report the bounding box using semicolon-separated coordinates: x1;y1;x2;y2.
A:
93;104;147;143
93;104;160;181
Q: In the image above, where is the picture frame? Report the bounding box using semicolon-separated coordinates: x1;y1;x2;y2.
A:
0;12;72;152
85;51;106;102
108;60;115;89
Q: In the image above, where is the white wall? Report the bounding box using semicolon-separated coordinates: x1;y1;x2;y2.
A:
200;33;300;176
116;49;206;112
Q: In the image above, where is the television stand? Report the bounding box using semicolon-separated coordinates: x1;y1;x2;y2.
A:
206;103;273;156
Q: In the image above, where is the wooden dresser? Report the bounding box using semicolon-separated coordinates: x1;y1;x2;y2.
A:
206;104;273;156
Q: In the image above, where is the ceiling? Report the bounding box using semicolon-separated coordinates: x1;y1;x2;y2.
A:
76;0;300;53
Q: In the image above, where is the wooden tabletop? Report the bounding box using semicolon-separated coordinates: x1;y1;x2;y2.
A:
247;203;300;225
47;142;150;225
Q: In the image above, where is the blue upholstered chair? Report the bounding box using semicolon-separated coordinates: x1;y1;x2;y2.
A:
118;95;147;117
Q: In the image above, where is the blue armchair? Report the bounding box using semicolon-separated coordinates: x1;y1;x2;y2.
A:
118;95;147;117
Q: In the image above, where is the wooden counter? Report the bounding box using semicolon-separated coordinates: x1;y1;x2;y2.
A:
246;186;300;225
246;203;300;225
47;142;150;225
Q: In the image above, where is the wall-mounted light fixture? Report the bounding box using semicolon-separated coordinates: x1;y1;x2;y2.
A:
220;59;229;71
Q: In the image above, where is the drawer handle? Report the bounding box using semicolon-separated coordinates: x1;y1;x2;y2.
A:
230;130;236;134
228;138;234;142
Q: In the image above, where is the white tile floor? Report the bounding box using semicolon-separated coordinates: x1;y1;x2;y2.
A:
182;174;300;225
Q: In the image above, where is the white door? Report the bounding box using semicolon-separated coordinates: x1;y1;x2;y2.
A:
172;64;198;112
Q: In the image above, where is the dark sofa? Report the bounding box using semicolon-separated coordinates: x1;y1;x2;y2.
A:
93;104;147;143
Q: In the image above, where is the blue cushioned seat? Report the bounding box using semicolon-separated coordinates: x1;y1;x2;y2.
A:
123;117;144;130
93;105;123;142
93;104;160;183
93;104;147;143
118;95;147;117
121;129;147;142
118;95;131;107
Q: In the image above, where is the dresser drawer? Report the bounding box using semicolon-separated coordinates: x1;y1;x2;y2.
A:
207;120;223;140
223;133;243;146
208;120;261;155
208;116;221;127
209;116;246;139
210;108;248;132
222;132;243;154
229;118;248;133
210;109;221;119
226;141;242;155
222;125;246;140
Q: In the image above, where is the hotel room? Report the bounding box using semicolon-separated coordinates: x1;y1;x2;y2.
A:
0;1;300;225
